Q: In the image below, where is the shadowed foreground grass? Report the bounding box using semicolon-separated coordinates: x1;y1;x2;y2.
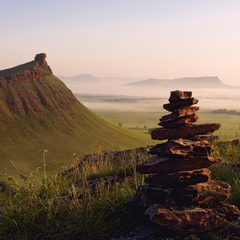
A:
0;143;240;239
0;149;146;240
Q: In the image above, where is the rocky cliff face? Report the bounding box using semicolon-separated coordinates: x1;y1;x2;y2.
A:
0;53;78;128
0;53;52;87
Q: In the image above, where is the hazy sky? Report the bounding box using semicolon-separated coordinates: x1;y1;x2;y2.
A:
1;0;240;86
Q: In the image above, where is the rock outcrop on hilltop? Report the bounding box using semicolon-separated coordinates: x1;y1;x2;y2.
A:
126;90;240;236
34;53;48;66
0;54;77;123
0;53;52;87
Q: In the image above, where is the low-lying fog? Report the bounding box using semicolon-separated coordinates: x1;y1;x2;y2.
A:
62;81;240;111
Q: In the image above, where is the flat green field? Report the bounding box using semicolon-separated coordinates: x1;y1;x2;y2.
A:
92;109;240;139
76;94;240;140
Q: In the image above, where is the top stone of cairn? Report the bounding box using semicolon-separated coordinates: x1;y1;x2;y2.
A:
164;90;199;112
168;90;192;102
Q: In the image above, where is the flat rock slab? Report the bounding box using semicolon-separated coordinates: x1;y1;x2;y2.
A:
160;106;199;122
136;155;221;174
159;114;199;128
145;168;211;187
149;138;213;156
151;123;221;140
145;204;226;233
163;98;199;112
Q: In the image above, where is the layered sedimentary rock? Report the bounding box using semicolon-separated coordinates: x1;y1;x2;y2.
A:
146;204;226;233
151;123;220;140
136;156;220;174
132;90;240;233
134;179;231;207
0;53;52;88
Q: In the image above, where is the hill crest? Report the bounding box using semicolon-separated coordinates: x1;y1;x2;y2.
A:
0;53;53;87
0;54;150;176
0;53;78;123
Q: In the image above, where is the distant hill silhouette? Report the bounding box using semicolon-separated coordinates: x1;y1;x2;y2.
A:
58;74;101;84
124;76;236;89
0;54;150;176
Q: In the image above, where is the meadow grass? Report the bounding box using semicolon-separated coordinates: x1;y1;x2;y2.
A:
0;61;36;78
0;149;147;239
93;109;240;140
211;141;240;205
0;142;239;239
0;74;153;178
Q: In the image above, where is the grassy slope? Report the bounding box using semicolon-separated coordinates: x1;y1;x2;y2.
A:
0;61;36;77
0;63;152;177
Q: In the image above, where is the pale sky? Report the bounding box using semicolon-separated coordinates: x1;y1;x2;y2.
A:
1;0;240;86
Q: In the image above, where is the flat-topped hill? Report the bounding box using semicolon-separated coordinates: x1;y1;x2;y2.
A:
124;76;235;89
0;54;151;176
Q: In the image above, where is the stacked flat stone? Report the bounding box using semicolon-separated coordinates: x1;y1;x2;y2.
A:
134;90;238;233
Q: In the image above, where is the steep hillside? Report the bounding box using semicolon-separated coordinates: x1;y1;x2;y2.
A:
0;54;151;177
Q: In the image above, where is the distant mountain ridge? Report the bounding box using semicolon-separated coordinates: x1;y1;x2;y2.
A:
58;75;145;84
124;76;235;89
58;74;101;84
58;74;239;91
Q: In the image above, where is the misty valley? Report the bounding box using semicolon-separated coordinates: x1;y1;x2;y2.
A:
76;93;240;140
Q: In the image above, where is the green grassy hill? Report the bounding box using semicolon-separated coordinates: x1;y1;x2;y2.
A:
0;54;151;177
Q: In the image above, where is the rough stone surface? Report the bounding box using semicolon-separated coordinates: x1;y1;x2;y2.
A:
168;90;192;102
34;53;47;65
145;204;226;233
160;106;199;122
163;98;199;112
136;155;221;174
145;168;211;187
149;138;213;156
133;180;231;207
159;114;199;128
190;180;231;206
151;123;221;140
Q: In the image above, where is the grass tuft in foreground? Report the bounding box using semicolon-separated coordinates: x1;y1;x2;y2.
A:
0;142;240;239
0;149;147;240
211;141;240;206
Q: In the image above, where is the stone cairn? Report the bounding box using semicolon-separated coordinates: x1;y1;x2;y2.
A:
132;90;240;234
